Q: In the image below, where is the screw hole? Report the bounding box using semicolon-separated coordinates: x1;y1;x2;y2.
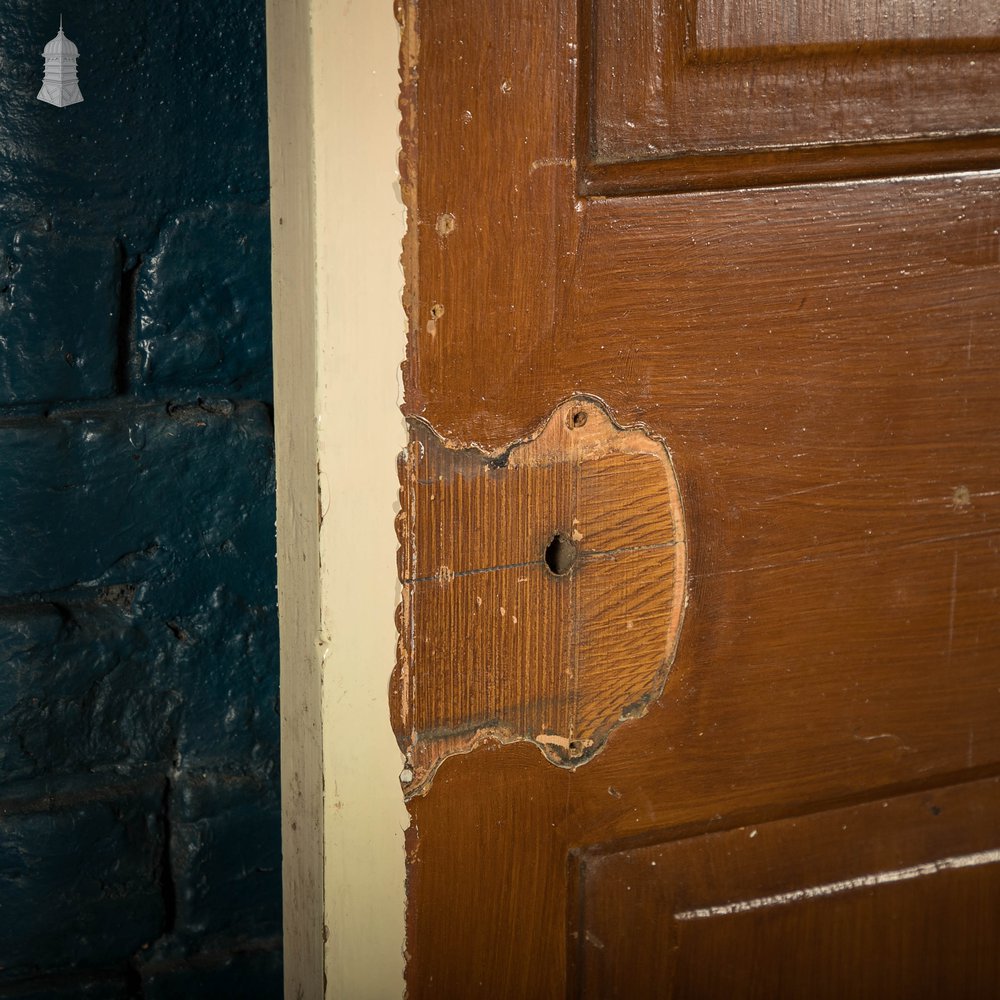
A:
544;532;578;576
569;409;588;429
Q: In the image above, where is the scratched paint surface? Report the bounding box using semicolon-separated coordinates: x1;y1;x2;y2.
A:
574;776;1000;997
392;397;687;797
396;0;1000;993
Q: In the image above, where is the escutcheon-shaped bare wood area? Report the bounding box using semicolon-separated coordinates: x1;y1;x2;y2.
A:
392;397;687;798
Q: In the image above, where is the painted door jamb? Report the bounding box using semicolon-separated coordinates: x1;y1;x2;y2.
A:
266;2;408;997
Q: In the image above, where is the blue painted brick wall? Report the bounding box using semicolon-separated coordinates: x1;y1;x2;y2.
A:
0;2;280;995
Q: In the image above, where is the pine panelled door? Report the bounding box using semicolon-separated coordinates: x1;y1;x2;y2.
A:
394;0;1000;996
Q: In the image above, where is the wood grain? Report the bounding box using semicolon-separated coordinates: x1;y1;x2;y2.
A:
573;776;1000;999
393;397;687;796
698;0;1000;48
583;0;1000;193
398;0;1000;995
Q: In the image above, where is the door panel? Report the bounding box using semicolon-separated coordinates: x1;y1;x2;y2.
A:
397;0;1000;995
588;0;1000;155
583;0;1000;192
573;777;1000;999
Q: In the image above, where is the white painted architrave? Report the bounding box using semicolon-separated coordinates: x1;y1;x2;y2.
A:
267;2;408;997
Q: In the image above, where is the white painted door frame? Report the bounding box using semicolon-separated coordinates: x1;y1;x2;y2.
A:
266;3;407;997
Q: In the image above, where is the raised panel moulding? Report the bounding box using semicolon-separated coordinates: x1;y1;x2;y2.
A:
697;0;1000;51
581;0;1000;194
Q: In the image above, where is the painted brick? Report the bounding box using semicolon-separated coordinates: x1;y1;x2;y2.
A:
139;944;281;1000
0;605;179;783
0;781;164;976
0;592;277;784
171;772;281;939
0;402;278;778
0;971;129;998
136;206;272;399
0;0;279;986
0;401;276;600
170;590;279;767
0;222;119;405
0;5;268;214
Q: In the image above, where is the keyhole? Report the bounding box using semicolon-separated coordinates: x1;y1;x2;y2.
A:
544;532;578;576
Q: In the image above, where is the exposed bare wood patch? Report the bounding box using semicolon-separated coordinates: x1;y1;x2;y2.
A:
392;396;687;798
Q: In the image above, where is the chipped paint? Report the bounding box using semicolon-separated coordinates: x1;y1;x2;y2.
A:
392;396;688;798
675;848;1000;921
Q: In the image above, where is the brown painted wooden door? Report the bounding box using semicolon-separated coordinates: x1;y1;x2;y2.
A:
395;1;1000;996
